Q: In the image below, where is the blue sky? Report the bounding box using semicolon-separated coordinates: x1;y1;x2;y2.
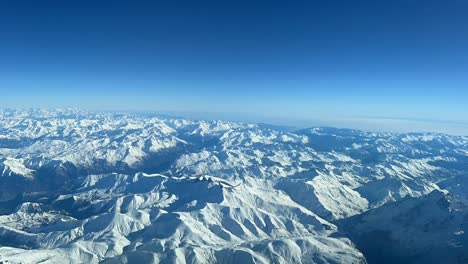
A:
0;0;467;134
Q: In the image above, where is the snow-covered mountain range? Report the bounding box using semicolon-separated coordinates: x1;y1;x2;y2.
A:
0;109;467;263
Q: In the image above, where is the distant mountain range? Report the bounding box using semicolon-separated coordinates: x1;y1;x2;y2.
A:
0;109;467;263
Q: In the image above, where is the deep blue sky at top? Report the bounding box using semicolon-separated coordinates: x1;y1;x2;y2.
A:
0;0;467;132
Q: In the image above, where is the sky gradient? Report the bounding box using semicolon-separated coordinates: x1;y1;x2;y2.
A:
0;0;467;134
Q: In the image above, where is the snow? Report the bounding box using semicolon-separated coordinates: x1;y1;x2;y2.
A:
2;157;35;179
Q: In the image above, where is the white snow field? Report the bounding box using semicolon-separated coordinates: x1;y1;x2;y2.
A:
0;109;467;263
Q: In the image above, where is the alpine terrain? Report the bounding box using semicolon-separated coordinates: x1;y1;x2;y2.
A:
0;109;467;264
